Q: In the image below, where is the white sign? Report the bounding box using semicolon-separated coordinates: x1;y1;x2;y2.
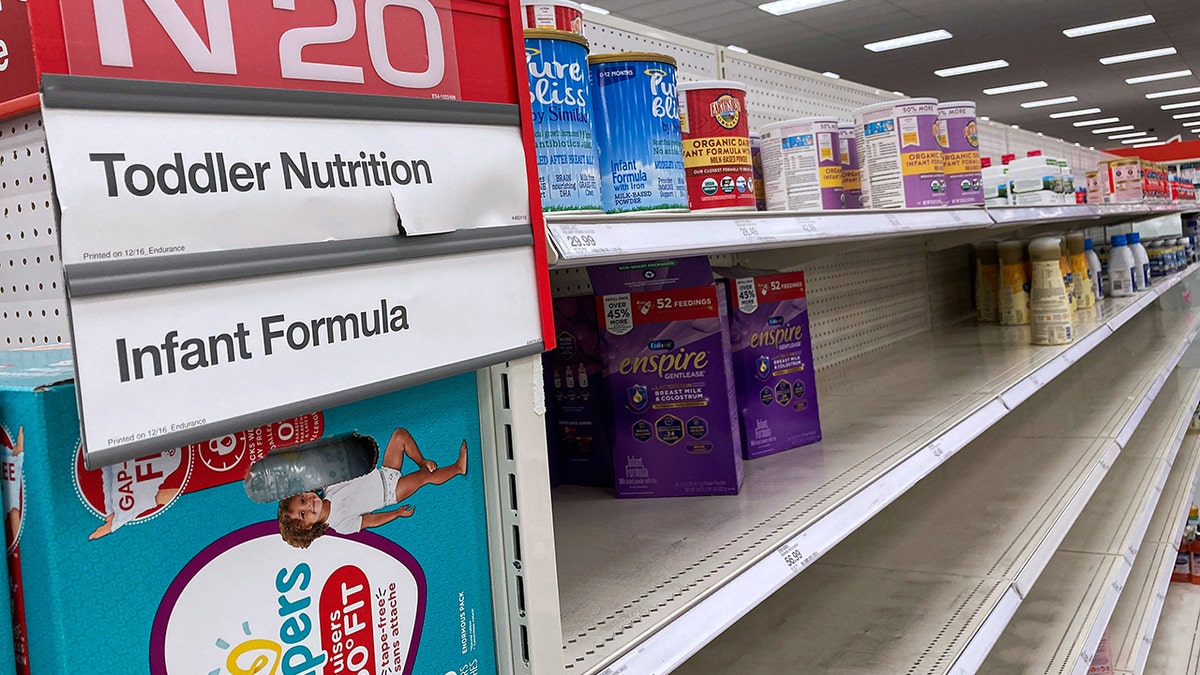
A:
70;247;542;465
43;107;531;264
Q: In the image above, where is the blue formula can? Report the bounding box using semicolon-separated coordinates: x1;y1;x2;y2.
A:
588;52;689;213
524;29;602;212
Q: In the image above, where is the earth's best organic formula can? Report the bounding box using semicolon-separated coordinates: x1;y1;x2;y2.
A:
588;53;689;213
759;117;843;211
937;101;983;205
521;0;584;35
838;123;862;209
854;98;946;208
524;29;602;212
678;80;756;211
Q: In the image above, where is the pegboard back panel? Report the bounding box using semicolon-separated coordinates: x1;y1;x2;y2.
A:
927;245;973;328
583;14;720;82
0;112;67;348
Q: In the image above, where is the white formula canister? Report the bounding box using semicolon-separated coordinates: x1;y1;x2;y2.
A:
853;98;946;208
759;117;843;211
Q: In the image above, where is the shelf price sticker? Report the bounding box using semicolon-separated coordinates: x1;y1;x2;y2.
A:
778;539;817;574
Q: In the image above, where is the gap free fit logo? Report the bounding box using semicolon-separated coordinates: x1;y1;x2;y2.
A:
151;523;426;675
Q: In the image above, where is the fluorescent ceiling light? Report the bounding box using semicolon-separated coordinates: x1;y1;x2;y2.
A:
1183;120;1200;127
726;45;749;54
983;81;1047;95
1075;143;1081;147
1173;111;1200;119
1100;47;1177;65
935;59;1008;77
1146;86;1200;99
1073;117;1120;127
980;116;990;121
822;71;840;79
865;29;952;52
1132;141;1166;148
1063;14;1155;38
1011;124;1019;129
1092;125;1135;134
1020;95;1079;108
1107;131;1147;139
758;0;847;16
1121;136;1158;144
1050;107;1102;118
578;3;609;14
1125;69;1192;84
1160;100;1200;110
892;91;905;96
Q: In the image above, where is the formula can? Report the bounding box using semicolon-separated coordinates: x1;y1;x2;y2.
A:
524;29;602;212
937;101;983;206
678;80;756;211
838;123;862;209
750;132;766;210
853;98;946;208
521;0;584;35
759;117;842;211
588;52;689;213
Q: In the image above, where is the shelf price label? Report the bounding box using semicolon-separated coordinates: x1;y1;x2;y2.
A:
778;540;816;573
550;224;626;258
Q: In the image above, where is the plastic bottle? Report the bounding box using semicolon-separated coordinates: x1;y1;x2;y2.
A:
1084;238;1104;301
1057;236;1078;320
1108;234;1137;297
1148;239;1166;279
974;241;1000;323
998;240;1030;325
1178;237;1192;267
1029;236;1074;345
1066;232;1095;309
1128;232;1150;289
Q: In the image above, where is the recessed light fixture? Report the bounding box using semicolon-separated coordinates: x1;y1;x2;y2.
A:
1099;47;1178;65
1092;125;1135;134
1125;69;1192;84
1063;14;1155;38
1132;140;1166;148
822;71;841;79
980;116;990;121
1107;131;1147;139
1049;108;1103;118
1121;136;1158;144
726;45;750;54
1075;142;1081;147
893;91;906;96
1020;95;1079;108
1037;132;1044;136
1146;86;1200;99
1073;117;1120;127
1160;100;1200;110
1173;111;1200;119
934;60;1008;77
579;2;610;14
1011;124;1020;129
983;81;1047;95
865;29;953;52
758;0;847;16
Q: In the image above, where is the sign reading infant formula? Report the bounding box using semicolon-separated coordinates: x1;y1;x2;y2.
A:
854;98;946;208
678;81;756;211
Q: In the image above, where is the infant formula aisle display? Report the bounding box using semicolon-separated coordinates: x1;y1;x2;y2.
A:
974;241;1000;323
0;349;498;675
678;81;756;211
1066;232;1095;309
1128;232;1151;289
998;240;1031;325
1108;234;1138;297
1029;236;1074;346
524;29;602;212
759;117;843;211
838;123;862;209
853;98;946;208
589;52;689;214
1084;238;1104;301
717;268;822;459
588;258;744;498
936;101;983;206
521;0;584;34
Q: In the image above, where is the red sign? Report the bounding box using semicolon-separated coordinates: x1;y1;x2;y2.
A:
0;1;37;105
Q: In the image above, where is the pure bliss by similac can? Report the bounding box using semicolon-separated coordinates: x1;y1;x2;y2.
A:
750;132;766;210
521;0;584;35
853;98;946;208
588;52;688;213
937;101;983;206
678;80;756;211
838;123;862;209
524;29;602;212
759;117;842;211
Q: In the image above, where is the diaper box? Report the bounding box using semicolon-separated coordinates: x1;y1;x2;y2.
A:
718;269;822;459
588;259;743;498
541;295;614;487
0;347;497;675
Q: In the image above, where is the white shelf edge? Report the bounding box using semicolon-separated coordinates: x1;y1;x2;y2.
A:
948;587;1025;675
588;269;1200;675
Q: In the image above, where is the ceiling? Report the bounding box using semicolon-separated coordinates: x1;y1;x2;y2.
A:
587;0;1200;151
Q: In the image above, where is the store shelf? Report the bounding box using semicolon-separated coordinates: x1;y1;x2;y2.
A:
545;203;1188;269
668;300;1200;675
553;267;1200;675
1144;584;1200;674
977;365;1200;675
1105;435;1200;675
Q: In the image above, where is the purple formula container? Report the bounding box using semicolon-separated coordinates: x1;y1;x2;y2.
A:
938;101;984;206
838;123;862;209
854;97;946;208
759;117;843;211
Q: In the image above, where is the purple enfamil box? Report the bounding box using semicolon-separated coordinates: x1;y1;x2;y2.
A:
589;259;743;498
720;269;822;459
542;295;614;487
